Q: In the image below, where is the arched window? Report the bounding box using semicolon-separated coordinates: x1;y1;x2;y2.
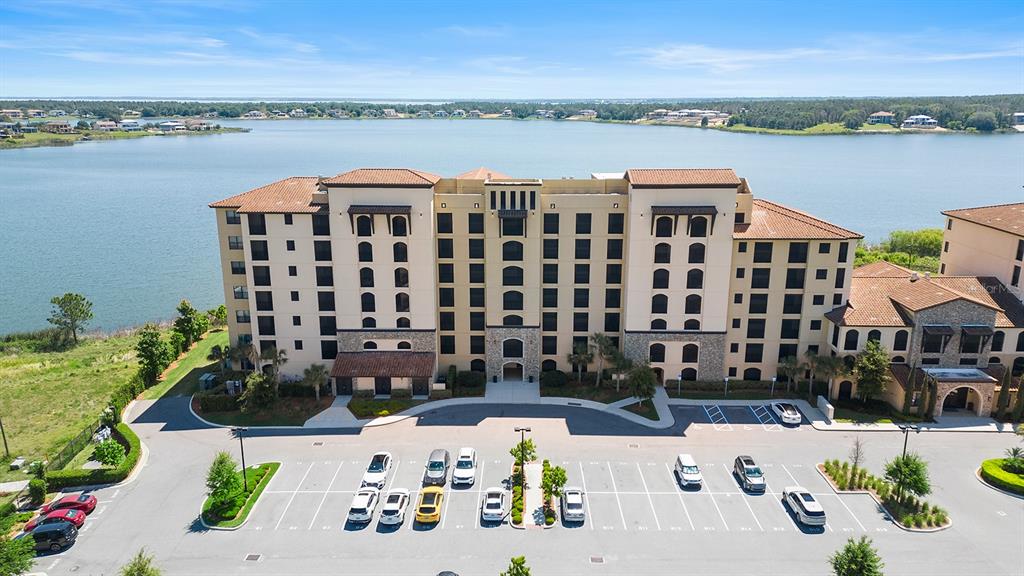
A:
363;341;377;350
356;215;373;237
394;267;409;287
991;331;1005;352
682;344;699;363
685;294;702;314
988;356;1001;364
743;368;762;381
891;355;905;364
653;269;670;289
503;290;523;310
655;216;673;237
397;341;411;350
651;294;668;314
686;269;703;289
395;293;410;313
503;241;523;261
541;359;557;372
843;329;859;351
362;317;376;328
689;216;708;238
359;267;374;287
649;343;665;363
654;243;671;264
503;266;524;286
503;315;523;326
867;330;881;343
358;241;373;262
396;317;410;328
1014;357;1024;376
471;359;487;372
894;329;909;351
683;319;701;330
681;368;697;381
503;339;523;358
650;319;667;330
688;243;705;264
361;293;375;312
392;216;407;237
843;355;856;371
1016;332;1024;352
393;242;407;262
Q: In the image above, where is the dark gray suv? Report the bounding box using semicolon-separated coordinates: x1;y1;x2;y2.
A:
17;521;78;553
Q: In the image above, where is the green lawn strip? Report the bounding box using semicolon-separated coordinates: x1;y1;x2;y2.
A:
831;403;925;425
663;388;803;401
194;396;333;427
539;382;634;404
452;386;486;398
980;459;1024;495
858;122;899;132
719;122;854;136
623;401;659;421
346;398;428;419
143;330;229;399
201;462;280;528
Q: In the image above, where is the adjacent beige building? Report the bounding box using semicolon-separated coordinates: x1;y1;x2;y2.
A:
940;202;1024;303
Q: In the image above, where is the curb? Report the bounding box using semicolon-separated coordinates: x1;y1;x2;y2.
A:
974;467;1024;500
198;462;277;531
815;464;952;533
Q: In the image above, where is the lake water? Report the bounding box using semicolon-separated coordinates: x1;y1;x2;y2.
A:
1;119;1021;333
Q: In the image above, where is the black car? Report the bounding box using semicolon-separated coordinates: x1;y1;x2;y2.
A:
16;521;78;553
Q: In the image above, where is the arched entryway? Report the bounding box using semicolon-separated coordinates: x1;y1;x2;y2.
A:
653;368;664;384
502;362;524;382
940;385;984;416
837;380;853;401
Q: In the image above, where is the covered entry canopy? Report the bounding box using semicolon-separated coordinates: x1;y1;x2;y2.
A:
330;351;435;379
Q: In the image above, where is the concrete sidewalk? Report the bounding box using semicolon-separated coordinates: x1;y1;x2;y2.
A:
524;462;545;528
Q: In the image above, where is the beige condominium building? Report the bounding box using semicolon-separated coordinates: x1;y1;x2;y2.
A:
211;166;868;397
940;202;1023;303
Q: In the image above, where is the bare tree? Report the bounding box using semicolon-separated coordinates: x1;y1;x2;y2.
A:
849;436;866;472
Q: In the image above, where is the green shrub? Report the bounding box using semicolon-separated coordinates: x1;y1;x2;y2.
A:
447;365;457;388
278;383;317;398
512;510;522;525
541;370;568;387
456;371;486;388
47;423;141;489
836;477;848;491
198;393;240;412
28;478;47;506
980;458;1024;495
352;389;375;399
391;388;412;399
93;438;126;466
429;388;452;400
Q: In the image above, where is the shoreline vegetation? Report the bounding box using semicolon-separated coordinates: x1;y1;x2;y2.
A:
0;126;248;150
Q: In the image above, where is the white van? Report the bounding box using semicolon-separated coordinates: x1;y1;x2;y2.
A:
674;454;703;488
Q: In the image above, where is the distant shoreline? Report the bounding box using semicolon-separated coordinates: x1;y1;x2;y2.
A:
0;126;249;150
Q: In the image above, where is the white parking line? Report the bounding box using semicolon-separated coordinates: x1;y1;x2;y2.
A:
578;462;594;531
723;463;764;532
473;460;486;529
274;462;314;531
606;462;628;530
636;463;661;531
704;490;730;531
440;482;453;529
308;461;344;530
664;463;695;531
702;405;733;431
750;405;781;432
781;464;840;532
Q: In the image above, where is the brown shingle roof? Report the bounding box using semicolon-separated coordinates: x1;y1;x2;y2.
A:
942;202;1024;237
208;177;323;213
322;168;441;187
456;167;511;180
734;199;862;240
625;168;741;188
330;351;435;379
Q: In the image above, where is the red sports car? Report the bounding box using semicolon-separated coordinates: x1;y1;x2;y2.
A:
25;508;86;532
41;493;97;515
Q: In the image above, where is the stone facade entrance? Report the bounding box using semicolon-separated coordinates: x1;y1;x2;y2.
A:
486;326;540;383
935;383;990;417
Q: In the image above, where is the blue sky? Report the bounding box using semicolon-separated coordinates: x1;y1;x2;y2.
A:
1;0;1021;99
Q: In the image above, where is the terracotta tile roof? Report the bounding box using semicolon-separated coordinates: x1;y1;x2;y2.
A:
625;168;741;188
330;351;435;379
942;202;1024;237
322;168;441;187
889;279;996;312
852;260;915;278
208;177;323;213
456;167;511;180
734;199;862;240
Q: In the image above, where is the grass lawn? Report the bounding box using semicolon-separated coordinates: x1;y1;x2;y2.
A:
623;401;660;421
62;443;116;474
143;330;229;400
0;332;143;483
201;462;280;528
452;386;486;398
859;122;899;132
347;398;428;419
194;396;334;427
663;385;804;401
719;122;853;136
832;404;924;424
540;381;635;404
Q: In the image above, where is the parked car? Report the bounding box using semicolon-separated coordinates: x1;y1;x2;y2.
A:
771;402;802;425
480;488;506;522
783;486;827;526
15;521;77;552
378;489;410;526
451;447;477;486
415;486;444;523
24;509;86;532
560;487;586;523
361;452;392;489
347;487;380;523
673;454;703;488
733;455;766;493
41;493;97;515
423;449;450;486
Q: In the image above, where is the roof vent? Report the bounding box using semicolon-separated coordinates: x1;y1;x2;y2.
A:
910;272;920;282
924;272;931;279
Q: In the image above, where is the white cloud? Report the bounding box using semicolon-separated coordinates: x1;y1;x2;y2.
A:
439;25;509;38
237;28;319;54
627;44;829;72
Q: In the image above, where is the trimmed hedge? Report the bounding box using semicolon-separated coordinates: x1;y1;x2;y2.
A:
456;371;486;388
540;370;568;387
198;393;240;412
429;389;452;400
278;383;320;398
981;458;1024;495
46;423;141;490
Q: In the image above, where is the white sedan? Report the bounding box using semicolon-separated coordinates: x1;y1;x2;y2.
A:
378;489;410;525
480;488;506;522
347;487;380;523
783;486;827;526
361;452;393;489
771;402;802;425
560;488;586;523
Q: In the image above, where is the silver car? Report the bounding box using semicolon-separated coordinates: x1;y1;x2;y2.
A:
560;488;586;523
783;486;827;526
423;449;450;486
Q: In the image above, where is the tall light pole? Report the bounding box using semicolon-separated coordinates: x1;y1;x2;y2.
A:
677;371;683;398
724;377;730;398
231;427;249;492
895;424;920;503
770;376;777;399
514;426;531;495
0;413;9;459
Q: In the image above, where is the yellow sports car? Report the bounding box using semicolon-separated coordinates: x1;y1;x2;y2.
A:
415;486;444;523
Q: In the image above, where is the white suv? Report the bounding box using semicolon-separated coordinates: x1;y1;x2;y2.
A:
347;487;380;523
452;447;477;486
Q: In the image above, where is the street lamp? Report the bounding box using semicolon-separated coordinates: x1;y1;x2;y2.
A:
724;377;730;398
895;424;920;503
514;426;531;495
231;427;250;492
677;371;683;398
0;413;9;459
770;376;777;398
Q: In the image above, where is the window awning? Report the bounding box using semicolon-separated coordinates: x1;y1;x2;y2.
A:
498;209;528;219
650;205;718;216
347;205;412;215
922;325;954;336
330;351;435;379
961;325;994;336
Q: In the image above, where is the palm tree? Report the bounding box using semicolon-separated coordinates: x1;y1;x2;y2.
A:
567;344;593;384
261;346;288;394
803;350;821;402
610;350;634;393
777;356;804;394
207;344;230;378
590;332;615;387
233;343;260;375
815;355;847;401
302;363;329;402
